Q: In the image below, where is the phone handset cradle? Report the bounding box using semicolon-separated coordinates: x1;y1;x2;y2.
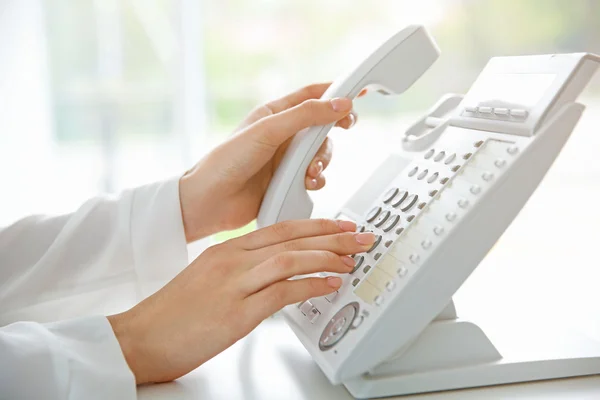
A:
401;94;464;152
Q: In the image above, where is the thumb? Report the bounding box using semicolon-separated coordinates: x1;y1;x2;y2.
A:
249;97;353;149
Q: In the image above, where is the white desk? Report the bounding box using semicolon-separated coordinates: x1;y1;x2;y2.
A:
138;318;600;400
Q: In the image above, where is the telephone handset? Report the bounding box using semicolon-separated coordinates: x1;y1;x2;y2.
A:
256;25;440;228
257;24;600;399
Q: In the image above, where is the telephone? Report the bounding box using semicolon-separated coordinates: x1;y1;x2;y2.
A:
257;25;600;398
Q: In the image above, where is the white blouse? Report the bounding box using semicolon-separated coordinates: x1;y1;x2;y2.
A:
0;177;190;399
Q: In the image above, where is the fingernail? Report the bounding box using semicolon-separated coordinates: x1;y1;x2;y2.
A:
330;97;352;112
358;88;368;97
340;256;356;269
336;220;356;232
308;178;317;189
348;112;357;128
355;232;376;245
327;276;343;288
311;160;324;176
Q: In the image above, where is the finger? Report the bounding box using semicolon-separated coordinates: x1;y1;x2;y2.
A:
335;111;357;129
249;97;353;150
256;231;376;261
264;82;332;114
244;277;343;321
235;83;333;131
358;88;368;97
305;174;325;191
237;218;356;250
240;250;354;295
307;137;333;179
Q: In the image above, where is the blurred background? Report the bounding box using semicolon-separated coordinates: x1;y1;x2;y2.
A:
1;0;600;336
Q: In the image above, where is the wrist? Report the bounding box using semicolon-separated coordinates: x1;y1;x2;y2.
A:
179;171;221;242
107;310;153;385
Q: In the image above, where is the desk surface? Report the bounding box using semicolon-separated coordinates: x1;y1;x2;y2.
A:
138;318;600;400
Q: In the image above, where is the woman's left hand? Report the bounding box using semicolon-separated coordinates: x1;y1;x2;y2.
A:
179;83;360;242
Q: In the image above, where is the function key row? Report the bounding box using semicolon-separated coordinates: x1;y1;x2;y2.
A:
379;190;419;213
423;149;457;165
408;166;453;184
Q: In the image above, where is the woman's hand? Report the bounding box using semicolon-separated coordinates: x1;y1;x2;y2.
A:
108;219;375;384
179;83;359;242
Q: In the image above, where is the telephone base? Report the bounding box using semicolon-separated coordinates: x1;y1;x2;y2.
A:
343;316;600;399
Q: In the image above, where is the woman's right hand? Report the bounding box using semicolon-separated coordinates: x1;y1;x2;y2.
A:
107;219;376;385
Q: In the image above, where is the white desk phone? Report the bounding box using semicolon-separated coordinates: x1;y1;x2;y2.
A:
257;25;600;398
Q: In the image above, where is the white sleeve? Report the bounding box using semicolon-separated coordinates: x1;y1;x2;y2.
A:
0;316;136;400
0;176;189;321
0;177;191;399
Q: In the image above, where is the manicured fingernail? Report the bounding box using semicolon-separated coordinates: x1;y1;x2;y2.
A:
327;276;343;288
355;232;375;245
311;160;324;176
330;97;352;112
308;178;317;189
337;220;356;232
347;112;357;128
340;256;356;268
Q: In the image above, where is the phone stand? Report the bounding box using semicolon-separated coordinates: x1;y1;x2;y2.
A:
343;299;600;398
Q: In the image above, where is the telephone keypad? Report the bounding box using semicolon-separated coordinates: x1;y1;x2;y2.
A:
345;139;516;309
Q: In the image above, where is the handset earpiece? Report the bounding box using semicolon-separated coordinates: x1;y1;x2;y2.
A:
257;25;440;228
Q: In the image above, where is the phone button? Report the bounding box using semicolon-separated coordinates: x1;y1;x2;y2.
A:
383;187;399;203
367;235;382;253
400;194;419;212
374;210;391;227
351;315;364;329
319;302;359;350
434;151;446;162
365;206;382;223
381;215;400;232
351;255;365;273
324;291;338;303
510;109;528;118
391;190;409;207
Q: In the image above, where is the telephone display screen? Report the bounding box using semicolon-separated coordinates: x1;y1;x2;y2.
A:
468;73;556;108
